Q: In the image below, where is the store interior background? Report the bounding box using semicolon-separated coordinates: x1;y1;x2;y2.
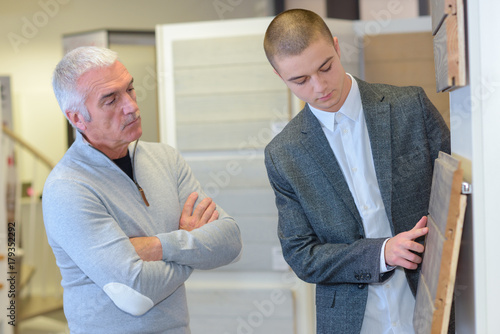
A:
1;0;499;333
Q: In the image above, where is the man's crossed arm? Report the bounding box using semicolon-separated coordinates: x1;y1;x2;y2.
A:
130;192;219;261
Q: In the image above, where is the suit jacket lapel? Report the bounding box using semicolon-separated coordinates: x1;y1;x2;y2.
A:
357;79;393;227
300;105;364;230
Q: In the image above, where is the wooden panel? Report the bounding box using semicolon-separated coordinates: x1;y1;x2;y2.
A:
432;0;466;92
432;17;451;92
364;33;434;61
431;0;448;34
431;0;459;34
364;32;450;127
364;60;437;87
413;152;467;333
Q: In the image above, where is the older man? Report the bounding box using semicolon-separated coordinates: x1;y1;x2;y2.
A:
43;46;242;334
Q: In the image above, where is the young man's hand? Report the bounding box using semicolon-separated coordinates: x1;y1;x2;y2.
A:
385;216;428;270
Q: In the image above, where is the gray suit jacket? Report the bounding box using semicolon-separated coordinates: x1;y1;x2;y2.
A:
264;79;451;334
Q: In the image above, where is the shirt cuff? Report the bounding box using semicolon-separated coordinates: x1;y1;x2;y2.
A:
380;238;396;273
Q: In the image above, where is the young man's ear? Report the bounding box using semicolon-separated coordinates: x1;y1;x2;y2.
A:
333;36;341;59
66;110;87;132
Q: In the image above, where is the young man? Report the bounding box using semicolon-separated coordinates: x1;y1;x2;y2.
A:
263;9;452;334
43;46;242;333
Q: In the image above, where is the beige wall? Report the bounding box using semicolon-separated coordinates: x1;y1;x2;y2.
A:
363;32;450;127
0;0;272;171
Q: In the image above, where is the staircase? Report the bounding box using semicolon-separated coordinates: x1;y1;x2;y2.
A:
1;124;68;334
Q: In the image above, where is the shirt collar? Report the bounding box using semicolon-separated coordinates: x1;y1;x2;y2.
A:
309;73;362;132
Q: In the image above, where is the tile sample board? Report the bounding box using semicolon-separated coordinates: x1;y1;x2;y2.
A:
414;151;467;333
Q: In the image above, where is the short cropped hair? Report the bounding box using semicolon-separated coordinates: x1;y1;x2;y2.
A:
264;9;334;70
52;46;118;123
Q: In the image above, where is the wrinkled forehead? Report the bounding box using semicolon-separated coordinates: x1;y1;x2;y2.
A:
77;61;131;98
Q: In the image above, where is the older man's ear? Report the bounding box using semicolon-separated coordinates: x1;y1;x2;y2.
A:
66;110;87;132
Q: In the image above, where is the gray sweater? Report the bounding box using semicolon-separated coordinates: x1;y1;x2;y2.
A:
42;132;242;334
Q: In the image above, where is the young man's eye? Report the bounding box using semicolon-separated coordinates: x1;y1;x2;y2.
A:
295;79;307;86
320;64;332;72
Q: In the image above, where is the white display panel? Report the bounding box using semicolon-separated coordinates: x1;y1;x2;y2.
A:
156;16;359;334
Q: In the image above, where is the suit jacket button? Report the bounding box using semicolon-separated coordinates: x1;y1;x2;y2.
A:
358;284;366;289
366;273;371;280
355;274;360;280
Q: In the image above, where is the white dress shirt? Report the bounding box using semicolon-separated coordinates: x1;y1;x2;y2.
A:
309;74;416;334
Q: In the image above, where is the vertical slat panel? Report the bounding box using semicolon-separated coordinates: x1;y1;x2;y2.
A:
414;152;466;333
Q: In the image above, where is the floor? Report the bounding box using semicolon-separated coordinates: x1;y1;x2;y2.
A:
18;310;68;334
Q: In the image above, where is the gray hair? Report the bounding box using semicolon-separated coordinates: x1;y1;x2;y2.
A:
52;46;118;123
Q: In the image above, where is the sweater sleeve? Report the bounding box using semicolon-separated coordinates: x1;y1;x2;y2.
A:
42;178;193;316
155;149;242;270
